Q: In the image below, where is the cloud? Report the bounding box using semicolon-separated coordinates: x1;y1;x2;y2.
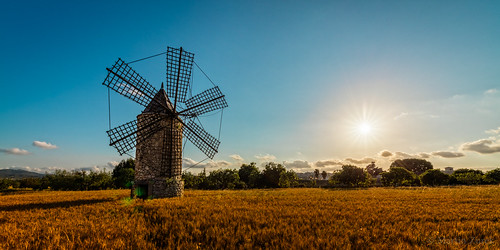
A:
107;161;119;168
282;160;312;170
314;160;343;168
485;127;500;135
7;165;62;174
431;151;465;158
255;154;276;162
379;150;393;157
33;141;58;149
344;157;376;165
183;158;231;169
462;139;500;154
485;89;498;95
229;154;244;161
393;151;415;159
0;148;30;155
418;153;431;158
393;112;409;120
118;83;144;97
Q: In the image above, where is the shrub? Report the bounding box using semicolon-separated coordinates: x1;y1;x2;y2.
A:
451;169;484;185
420;169;449;186
381;167;419;187
329;165;372;187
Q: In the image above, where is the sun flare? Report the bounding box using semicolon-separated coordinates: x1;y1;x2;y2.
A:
358;123;372;136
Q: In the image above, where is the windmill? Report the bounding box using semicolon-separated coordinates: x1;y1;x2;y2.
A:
102;46;228;198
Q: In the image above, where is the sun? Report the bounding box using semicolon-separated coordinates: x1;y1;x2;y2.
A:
357;122;373;136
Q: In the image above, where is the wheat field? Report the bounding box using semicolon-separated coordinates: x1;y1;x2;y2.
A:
0;187;499;249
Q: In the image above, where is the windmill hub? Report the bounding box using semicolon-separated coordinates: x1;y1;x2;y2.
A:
102;46;228;199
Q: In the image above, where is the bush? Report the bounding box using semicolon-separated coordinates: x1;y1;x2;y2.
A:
278;170;299;188
112;159;135;189
390;159;433;175
451;169;484;185
484;168;500;184
238;163;262;188
381;167;419;187
329;165;372;188
420;169;449;186
206;169;242;189
262;162;287;188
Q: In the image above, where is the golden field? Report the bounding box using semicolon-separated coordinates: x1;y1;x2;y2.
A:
0;187;499;249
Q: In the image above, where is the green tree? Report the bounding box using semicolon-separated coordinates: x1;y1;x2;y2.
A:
278;170;299;188
206;169;241;189
321;171;328;180
238;162;261;188
381;167;419;187
451;169;484;185
329;165;371;187
314;169;320;180
112;158;135;189
365;162;383;177
484;168;500;184
420;169;449;186
262;162;287;188
390;159;433;175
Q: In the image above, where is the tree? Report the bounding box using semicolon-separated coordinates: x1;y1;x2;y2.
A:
420;169;449;186
206;169;241;189
278;170;299;188
365;162;383;177
262;162;287;188
314;169;320;180
484;168;500;184
238;162;261;188
381;167;419;187
451;169;484;185
390;159;433;175
112;158;135;189
329;165;371;187
321;171;328;180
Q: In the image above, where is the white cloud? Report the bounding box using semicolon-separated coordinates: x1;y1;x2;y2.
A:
282;160;312;170
229;154;244;162
33;141;58;149
315;160;343;168
485;89;498;95
7;165;63;174
344;157;376;165
255;154;276;162
462;139;500;154
485;127;500;135
431;151;465;158
379;150;393;157
0;148;30;155
183;158;231;169
107;161;119;168
393;112;409;120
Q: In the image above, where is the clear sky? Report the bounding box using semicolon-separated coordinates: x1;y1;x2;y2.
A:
1;0;499;173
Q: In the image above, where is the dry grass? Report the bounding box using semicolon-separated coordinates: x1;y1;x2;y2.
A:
1;186;499;249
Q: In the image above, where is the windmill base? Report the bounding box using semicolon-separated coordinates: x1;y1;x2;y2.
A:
133;176;184;199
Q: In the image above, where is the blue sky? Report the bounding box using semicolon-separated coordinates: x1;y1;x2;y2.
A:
1;0;499;173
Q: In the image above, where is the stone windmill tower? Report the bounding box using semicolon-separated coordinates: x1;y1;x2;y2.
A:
102;47;228;198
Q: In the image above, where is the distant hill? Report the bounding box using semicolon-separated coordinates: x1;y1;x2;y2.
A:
0;169;44;179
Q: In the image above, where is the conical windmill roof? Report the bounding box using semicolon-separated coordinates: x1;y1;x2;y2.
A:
143;87;174;114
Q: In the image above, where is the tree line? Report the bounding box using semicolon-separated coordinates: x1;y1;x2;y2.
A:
1;158;499;191
330;158;500;187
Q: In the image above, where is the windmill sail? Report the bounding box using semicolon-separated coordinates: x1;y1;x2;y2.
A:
165;47;195;104
182;119;220;159
106;115;163;155
180;86;228;117
103;58;160;107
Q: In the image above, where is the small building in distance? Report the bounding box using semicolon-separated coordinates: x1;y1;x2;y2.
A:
442;167;454;175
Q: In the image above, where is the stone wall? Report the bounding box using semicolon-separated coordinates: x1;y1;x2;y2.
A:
134;113;184;198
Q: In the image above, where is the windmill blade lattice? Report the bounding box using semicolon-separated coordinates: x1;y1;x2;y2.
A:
180;86;228;117
106;114;164;155
166;47;195;104
103;58;159;107
183;120;221;159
